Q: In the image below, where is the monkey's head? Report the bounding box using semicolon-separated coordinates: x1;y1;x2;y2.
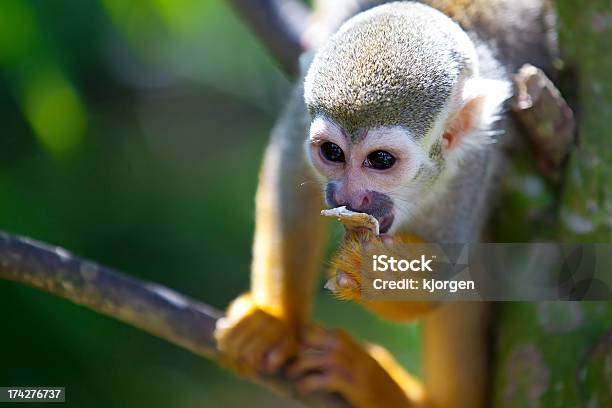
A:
304;2;509;233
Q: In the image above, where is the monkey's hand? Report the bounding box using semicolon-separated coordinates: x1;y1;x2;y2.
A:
288;325;426;408
214;294;297;376
326;233;437;322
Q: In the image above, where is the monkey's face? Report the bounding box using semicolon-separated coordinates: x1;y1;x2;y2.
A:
307;116;440;233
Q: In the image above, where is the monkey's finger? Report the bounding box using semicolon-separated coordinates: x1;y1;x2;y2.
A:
215;318;255;355
240;324;283;369
259;336;296;374
301;325;337;349
296;372;354;397
379;233;394;246
216;310;276;356
286;352;352;379
302;326;356;352
363;234;393;250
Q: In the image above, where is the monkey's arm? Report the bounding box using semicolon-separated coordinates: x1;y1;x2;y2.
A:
215;84;327;374
319;234;489;407
250;91;327;325
423;302;490;408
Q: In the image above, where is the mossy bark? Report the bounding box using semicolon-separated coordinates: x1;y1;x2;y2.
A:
493;2;612;406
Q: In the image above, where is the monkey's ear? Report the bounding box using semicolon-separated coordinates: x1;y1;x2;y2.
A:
442;78;510;150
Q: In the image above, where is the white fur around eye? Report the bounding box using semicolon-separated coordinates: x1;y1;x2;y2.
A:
363;126;429;178
305;116;348;181
309;116;344;144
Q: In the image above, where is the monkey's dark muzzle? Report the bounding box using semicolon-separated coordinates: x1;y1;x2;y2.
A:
378;214;394;233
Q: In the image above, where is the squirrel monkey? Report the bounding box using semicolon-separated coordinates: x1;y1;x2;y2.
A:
216;1;555;407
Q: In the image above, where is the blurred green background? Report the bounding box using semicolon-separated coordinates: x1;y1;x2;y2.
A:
0;1;419;406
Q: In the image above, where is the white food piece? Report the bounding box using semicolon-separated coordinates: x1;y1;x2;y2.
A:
320;206;380;235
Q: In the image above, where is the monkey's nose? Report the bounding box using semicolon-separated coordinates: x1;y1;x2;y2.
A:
360;194;370;208
346;191;373;213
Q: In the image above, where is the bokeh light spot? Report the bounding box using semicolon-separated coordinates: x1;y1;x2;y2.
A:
21;70;87;156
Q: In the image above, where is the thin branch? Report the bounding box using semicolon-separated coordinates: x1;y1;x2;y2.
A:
0;230;347;408
228;0;311;78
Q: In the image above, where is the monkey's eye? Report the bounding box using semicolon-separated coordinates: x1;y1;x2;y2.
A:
366;150;396;170
320;142;345;163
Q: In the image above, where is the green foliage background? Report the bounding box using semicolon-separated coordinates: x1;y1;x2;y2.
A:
0;1;419;406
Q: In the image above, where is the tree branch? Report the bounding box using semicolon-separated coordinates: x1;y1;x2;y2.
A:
0;230;347;408
227;0;311;78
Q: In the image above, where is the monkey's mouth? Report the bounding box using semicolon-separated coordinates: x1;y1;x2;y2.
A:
378;214;394;234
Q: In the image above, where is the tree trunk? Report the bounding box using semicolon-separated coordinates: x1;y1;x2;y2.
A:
493;2;612;406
